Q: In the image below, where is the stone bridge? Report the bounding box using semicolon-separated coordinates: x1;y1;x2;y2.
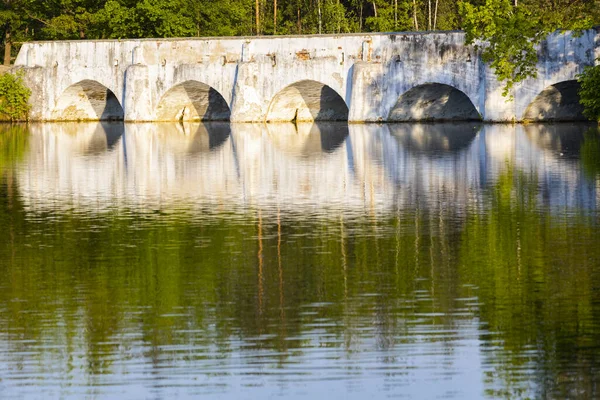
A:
15;29;600;122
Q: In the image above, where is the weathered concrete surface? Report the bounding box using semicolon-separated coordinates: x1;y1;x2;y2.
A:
14;29;600;122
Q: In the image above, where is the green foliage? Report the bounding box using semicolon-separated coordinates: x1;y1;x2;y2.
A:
459;0;548;97
365;0;412;32
577;62;600;122
0;0;597;51
0;71;30;121
459;0;598;98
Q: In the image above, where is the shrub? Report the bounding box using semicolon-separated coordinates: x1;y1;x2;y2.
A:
578;61;600;122
0;71;31;121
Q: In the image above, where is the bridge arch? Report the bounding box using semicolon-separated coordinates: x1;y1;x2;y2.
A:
522;80;586;122
52;80;124;121
155;81;231;121
388;83;481;122
266;80;349;122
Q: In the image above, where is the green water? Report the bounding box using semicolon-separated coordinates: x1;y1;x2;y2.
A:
1;122;600;399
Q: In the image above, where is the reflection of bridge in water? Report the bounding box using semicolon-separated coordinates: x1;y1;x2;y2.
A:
17;123;599;214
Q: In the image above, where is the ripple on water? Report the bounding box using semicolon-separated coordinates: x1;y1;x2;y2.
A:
1;123;600;399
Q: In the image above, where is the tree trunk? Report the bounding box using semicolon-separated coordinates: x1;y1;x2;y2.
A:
359;2;363;31
337;0;341;33
297;2;301;33
318;0;322;34
428;0;431;30
433;0;439;30
4;31;11;66
256;0;260;34
372;1;377;18
274;0;277;34
394;0;398;29
413;0;419;31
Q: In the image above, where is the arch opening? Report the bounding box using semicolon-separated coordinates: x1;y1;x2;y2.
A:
52;80;124;121
388;83;481;122
266;80;349;122
523;81;587;122
156;81;231;122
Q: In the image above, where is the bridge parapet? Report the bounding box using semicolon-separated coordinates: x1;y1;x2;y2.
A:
14;30;600;122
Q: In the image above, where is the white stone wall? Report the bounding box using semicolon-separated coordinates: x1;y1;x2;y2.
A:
14;29;600;122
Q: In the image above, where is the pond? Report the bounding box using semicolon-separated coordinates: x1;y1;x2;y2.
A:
1;122;600;399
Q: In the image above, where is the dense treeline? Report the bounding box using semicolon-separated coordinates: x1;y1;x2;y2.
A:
1;0;599;64
0;0;599;113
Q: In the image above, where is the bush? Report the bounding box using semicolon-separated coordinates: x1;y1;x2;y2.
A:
0;71;31;121
578;61;600;122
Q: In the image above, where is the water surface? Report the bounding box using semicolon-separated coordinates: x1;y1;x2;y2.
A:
1;122;600;399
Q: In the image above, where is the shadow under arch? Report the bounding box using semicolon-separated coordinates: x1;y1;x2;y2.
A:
155;122;231;154
389;123;481;155
155;81;231;122
52;80;124;121
266;122;349;157
388;83;482;122
522;81;587;122
266;80;349;122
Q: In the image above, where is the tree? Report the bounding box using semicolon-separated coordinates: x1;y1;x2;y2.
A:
578;62;600;123
459;0;597;97
459;0;549;97
365;0;411;32
0;0;31;65
0;70;30;121
34;0;102;40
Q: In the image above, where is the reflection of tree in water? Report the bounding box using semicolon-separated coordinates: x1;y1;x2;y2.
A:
1;124;600;397
0;125;29;210
0;124;28;176
459;162;600;399
580;127;600;178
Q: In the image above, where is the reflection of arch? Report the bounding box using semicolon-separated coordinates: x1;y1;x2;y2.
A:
389;123;480;154
388;83;481;122
52;80;123;121
266;122;349;157
523;123;589;158
523;81;586;122
157;122;231;154
37;122;124;155
155;81;230;121
266;80;349;122
82;122;124;155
